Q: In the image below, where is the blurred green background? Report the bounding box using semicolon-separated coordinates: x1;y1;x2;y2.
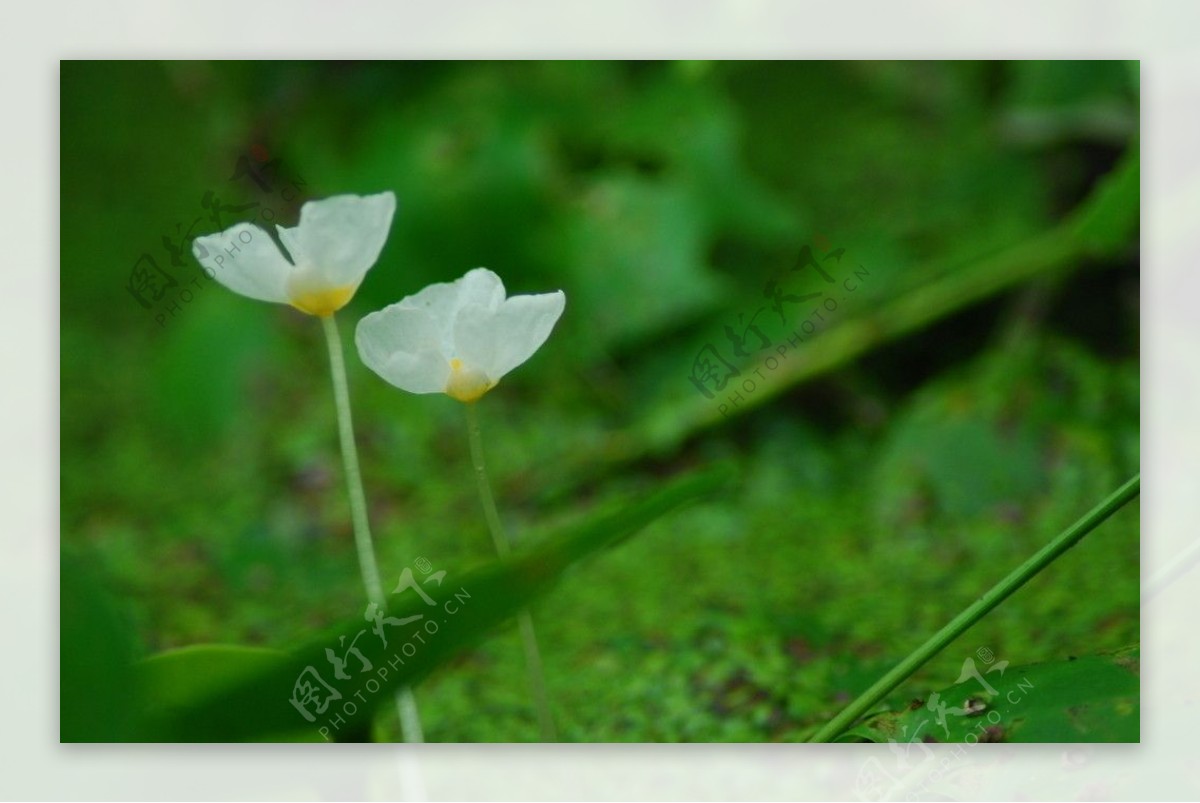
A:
60;60;1139;741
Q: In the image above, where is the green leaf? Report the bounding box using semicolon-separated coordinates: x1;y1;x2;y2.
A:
137;646;325;742
842;646;1139;743
1067;147;1139;256
558;175;728;348
137;466;731;741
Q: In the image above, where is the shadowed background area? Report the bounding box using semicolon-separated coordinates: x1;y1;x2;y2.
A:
60;60;1139;742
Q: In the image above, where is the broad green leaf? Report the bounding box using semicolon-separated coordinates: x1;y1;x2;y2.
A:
137;466;730;741
559;175;728;348
137;646;324;742
841;646;1138;743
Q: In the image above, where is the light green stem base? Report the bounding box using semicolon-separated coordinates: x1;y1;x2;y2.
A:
465;401;558;741
321;313;424;744
808;472;1140;743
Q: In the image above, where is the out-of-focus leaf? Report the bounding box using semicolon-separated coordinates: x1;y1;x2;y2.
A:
871;335;1138;529
1004;60;1135;110
842;645;1139;743
998;60;1138;146
1067;147;1139;255
136;466;731;741
560;175;727;347
873;406;1043;525
137;646;323;742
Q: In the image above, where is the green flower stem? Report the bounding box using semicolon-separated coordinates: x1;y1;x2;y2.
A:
808;472;1141;743
465;400;558;742
320;313;424;744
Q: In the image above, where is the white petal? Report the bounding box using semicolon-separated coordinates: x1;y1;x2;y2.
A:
402;268;505;317
398;277;463;321
451;302;500;379
382;351;452;395
454;268;507;312
395;268;504;355
355;304;450;395
356;303;443;363
293;192;396;286
192;222;293;304
487;291;566;380
446;271;529;382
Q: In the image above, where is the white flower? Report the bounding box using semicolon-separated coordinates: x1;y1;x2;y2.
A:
191;191;396;317
355;268;566;402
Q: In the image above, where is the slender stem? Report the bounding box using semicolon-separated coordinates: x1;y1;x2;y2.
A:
464;401;511;559
321;314;384;604
464;401;558;741
809;473;1141;743
320;313;424;744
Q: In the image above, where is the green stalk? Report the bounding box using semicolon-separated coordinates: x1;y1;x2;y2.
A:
465;401;558;741
320;313;424;744
808;473;1141;743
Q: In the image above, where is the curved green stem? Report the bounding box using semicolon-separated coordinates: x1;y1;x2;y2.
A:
321;313;424;744
809;472;1141;743
465;401;558;741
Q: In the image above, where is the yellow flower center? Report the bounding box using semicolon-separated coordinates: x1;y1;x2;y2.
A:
289;285;357;317
445;357;493;402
